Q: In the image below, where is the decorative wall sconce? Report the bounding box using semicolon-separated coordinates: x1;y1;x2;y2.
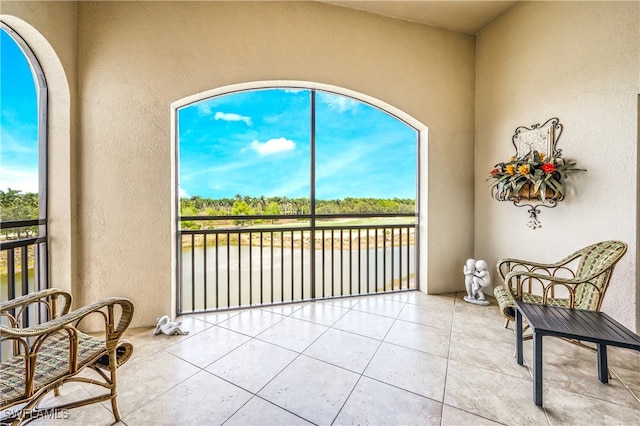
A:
487;118;585;229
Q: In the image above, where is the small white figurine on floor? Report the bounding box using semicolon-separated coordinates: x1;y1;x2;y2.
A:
463;258;476;299
463;259;491;306
154;315;189;336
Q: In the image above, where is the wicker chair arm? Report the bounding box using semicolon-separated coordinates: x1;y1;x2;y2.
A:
1;297;134;342
497;253;580;281
0;288;72;318
504;268;609;287
503;270;603;305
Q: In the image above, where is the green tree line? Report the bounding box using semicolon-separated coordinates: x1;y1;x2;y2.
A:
0;189;39;239
180;194;415;216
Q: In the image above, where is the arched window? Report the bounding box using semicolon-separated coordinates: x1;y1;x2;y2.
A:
176;86;419;313
0;22;48;301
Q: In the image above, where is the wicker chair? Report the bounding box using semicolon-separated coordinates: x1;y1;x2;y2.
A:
0;288;134;425
494;240;627;331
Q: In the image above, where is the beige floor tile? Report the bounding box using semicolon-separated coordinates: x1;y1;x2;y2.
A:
32;381;83;403
448;329;532;380
385;319;451;358
452;301;512;343
123;370;252;425
224;396;313;425
608;344;640;369
520;337;640;408
335;376;442;425
381;290;424;303
405;292;456;309
289;301;350;326
256;316;328;352
124;327;190;360
397;302;453;330
27;382;119;426
260;301;308;316
317;296;363;308
186;309;241;325
125;325;158;338
608;346;640;397
441;404;503;426
206;339;297;393
171;314;216;335
164;325;251;368
444;359;548;425
34;291;639;425
258;355;360;425
610;364;640;401
303;328;381;373
28;404;119;426
111;350;201;419
351;296;407;318
217;309;286;336
364;342;448;401
332;309;395;340
454;296;502;318
544;385;640;425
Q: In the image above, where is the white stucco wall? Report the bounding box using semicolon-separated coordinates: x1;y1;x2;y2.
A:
476;1;640;330
57;0;473;326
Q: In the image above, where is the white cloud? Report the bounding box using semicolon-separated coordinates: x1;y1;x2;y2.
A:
248;138;296;156
178;187;189;198
0;167;39;193
214;112;252;126
264;113;283;124
318;93;359;113
196;103;212;116
284;88;304;94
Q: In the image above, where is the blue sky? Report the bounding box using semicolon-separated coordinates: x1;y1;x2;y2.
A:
1;27;417;201
0;28;40;194
179;89;417;200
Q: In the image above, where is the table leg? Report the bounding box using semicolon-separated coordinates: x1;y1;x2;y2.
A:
516;308;523;365
597;343;608;384
533;332;543;407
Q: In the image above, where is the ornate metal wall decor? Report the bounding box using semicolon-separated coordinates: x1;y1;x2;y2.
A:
510;118;562;229
514;118;561;156
488;118;584;229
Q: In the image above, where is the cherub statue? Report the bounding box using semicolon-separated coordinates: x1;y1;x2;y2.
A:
154;315;189;336
463;259;491;306
463;258;476;299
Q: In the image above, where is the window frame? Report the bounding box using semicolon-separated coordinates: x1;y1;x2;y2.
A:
173;85;421;312
1;21;49;296
1;22;48;227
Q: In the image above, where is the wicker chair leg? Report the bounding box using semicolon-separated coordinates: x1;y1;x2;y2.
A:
109;351;122;422
504;319;510;328
111;398;121;422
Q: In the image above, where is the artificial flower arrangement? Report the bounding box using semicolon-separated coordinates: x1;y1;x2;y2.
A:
488;150;585;202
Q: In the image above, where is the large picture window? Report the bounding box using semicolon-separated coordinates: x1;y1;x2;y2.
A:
176;87;418;312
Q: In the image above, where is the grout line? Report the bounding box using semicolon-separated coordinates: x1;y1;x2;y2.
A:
327;299;406;425
608;367;640;405
438;295;460;425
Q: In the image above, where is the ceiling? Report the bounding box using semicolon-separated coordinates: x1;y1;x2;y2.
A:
319;1;520;34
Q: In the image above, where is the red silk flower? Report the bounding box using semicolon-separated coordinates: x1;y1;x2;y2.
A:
541;163;556;173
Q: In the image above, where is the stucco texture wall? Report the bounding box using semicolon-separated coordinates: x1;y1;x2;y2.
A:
65;0;475;326
475;1;640;330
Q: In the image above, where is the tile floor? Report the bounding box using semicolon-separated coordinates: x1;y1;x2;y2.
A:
32;291;640;425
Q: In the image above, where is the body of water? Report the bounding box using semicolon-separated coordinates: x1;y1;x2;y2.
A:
181;244;415;312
